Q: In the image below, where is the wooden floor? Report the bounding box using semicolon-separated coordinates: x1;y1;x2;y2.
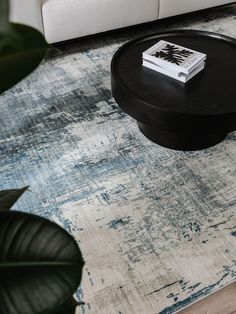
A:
178;281;236;314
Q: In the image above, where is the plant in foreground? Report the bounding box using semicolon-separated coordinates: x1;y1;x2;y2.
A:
0;187;84;314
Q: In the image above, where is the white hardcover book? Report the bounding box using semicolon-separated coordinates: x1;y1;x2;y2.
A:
142;60;205;83
143;40;206;75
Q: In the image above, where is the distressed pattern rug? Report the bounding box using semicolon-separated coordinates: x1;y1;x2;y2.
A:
1;4;236;314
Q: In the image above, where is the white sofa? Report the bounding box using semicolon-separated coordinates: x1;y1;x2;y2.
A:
10;0;234;43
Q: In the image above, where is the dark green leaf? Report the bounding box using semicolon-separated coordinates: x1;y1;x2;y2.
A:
0;23;50;94
50;297;79;314
0;211;84;314
0;186;29;211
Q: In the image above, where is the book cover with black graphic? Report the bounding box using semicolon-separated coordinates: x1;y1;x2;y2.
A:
143;40;206;74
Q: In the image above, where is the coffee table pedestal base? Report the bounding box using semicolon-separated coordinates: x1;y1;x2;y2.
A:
138;122;227;151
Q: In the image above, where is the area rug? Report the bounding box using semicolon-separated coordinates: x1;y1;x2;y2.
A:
1;4;236;314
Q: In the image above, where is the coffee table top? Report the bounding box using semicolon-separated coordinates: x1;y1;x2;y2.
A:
111;30;236;116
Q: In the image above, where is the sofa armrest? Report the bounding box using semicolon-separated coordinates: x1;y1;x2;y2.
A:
9;0;44;33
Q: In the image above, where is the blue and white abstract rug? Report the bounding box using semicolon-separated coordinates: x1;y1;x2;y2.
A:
1;4;236;314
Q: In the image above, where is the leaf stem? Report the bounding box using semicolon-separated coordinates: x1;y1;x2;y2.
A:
0;0;11;34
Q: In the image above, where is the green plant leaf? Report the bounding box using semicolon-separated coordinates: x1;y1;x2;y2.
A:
0;211;84;314
0;23;50;94
50;297;79;314
0;186;29;211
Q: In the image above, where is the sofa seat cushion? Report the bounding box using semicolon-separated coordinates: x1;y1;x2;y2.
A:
159;0;233;18
42;0;159;43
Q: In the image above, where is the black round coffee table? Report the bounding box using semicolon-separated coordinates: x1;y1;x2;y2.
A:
111;30;236;150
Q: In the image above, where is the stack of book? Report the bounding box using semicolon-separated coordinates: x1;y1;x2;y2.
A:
142;40;207;83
